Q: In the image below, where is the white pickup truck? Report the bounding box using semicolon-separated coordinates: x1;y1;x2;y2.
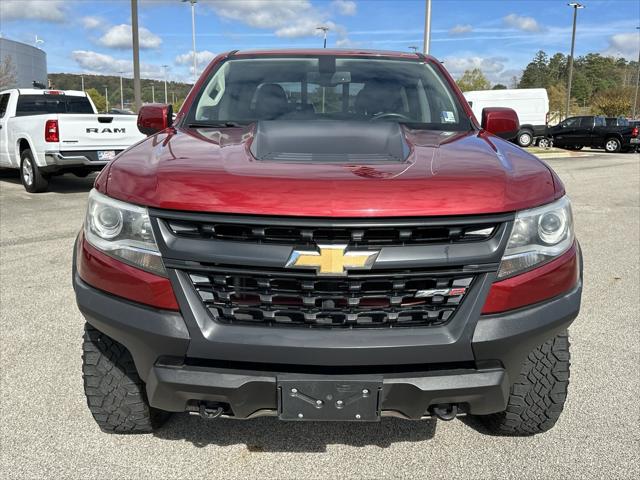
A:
0;89;145;192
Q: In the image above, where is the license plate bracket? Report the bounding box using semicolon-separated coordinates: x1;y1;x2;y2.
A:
97;150;116;161
277;376;382;421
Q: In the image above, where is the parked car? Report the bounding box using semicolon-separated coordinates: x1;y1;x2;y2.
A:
464;88;548;147
542;115;638;153
108;108;136;115
74;49;582;436
0;89;145;192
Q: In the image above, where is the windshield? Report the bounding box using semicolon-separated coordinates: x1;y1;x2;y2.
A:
186;56;471;131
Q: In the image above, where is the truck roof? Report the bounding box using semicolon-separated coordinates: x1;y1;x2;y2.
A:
1;88;87;97
231;48;433;61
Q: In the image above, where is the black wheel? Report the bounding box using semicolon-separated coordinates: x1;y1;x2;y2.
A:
516;129;534;148
537;137;552;148
20;149;49;193
474;331;570;436
82;323;170;433
604;137;621;153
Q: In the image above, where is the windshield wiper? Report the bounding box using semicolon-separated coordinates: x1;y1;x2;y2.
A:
187;121;245;128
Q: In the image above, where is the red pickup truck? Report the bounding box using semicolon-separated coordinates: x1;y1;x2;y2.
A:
73;50;582;436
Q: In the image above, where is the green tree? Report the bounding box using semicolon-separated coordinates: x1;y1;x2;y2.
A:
491;83;507;90
519;50;550;88
456;68;491;91
86;88;106;113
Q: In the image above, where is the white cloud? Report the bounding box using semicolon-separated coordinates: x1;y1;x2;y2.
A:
81;16;103;30
332;0;357;16
98;24;162;49
207;0;346;39
72;50;166;79
0;0;65;22
450;24;473;35
443;55;520;85
175;50;217;67
503;13;541;32
603;32;640;60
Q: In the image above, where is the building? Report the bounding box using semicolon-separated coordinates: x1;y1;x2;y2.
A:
0;38;47;89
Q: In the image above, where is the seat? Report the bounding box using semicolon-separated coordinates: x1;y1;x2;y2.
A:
254;84;290;120
354;82;405;117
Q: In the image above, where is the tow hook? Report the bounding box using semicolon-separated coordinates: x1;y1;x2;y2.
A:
198;403;224;419
431;404;458;421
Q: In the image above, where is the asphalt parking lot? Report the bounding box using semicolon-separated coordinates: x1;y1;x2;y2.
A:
1;151;638;479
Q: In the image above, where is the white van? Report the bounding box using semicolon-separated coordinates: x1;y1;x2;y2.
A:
464;88;549;147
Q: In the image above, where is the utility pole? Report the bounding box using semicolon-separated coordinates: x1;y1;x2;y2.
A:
423;0;432;55
633;26;640;119
182;0;198;83
81;74;84;92
104;86;109;113
162;65;169;103
131;0;142;111
151;84;155;103
565;3;584;119
119;71;125;109
316;26;329;48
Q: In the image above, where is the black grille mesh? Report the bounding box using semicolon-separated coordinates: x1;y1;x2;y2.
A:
189;271;474;328
167;220;496;246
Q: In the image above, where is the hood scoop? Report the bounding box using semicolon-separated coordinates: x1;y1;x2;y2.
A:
250;120;410;163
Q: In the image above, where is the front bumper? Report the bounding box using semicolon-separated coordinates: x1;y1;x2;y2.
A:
73;258;582;419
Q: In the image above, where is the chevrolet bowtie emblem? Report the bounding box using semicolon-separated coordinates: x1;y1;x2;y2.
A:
286;244;379;276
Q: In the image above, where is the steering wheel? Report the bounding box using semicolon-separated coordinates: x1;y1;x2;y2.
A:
371;112;413;122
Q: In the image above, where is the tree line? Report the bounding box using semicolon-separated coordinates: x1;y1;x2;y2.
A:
456;50;639;118
47;73;191;113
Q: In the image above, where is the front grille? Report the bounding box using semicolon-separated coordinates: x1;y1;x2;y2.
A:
166;219;497;247
189;270;474;328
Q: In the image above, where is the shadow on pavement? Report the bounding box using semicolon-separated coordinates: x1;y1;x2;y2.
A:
0;171;96;193
154;414;437;451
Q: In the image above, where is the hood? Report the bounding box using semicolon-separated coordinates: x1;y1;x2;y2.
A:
102;123;558;217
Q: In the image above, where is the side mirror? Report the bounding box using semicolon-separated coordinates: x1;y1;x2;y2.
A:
137;104;173;136
481;107;519;140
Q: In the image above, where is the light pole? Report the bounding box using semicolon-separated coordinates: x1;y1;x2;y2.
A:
151;84;155;103
565;3;584;119
632;26;640;119
162;65;169;104
131;0;142;111
104;86;109;113
119;71;125;109
316;26;329;48
81;74;84;92
183;0;198;83
423;0;432;55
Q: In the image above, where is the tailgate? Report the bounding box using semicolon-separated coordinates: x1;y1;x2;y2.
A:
58;114;145;151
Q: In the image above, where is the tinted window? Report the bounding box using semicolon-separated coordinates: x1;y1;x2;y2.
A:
0;94;9;118
188;56;471;131
16;95;94;116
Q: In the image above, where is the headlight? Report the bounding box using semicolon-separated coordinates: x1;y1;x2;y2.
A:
498;196;574;279
85;189;165;276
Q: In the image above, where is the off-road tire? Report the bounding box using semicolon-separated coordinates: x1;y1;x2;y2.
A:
20;149;49;193
82;323;170;433
476;331;570;436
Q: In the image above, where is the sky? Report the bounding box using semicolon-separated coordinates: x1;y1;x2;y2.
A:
1;0;638;85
